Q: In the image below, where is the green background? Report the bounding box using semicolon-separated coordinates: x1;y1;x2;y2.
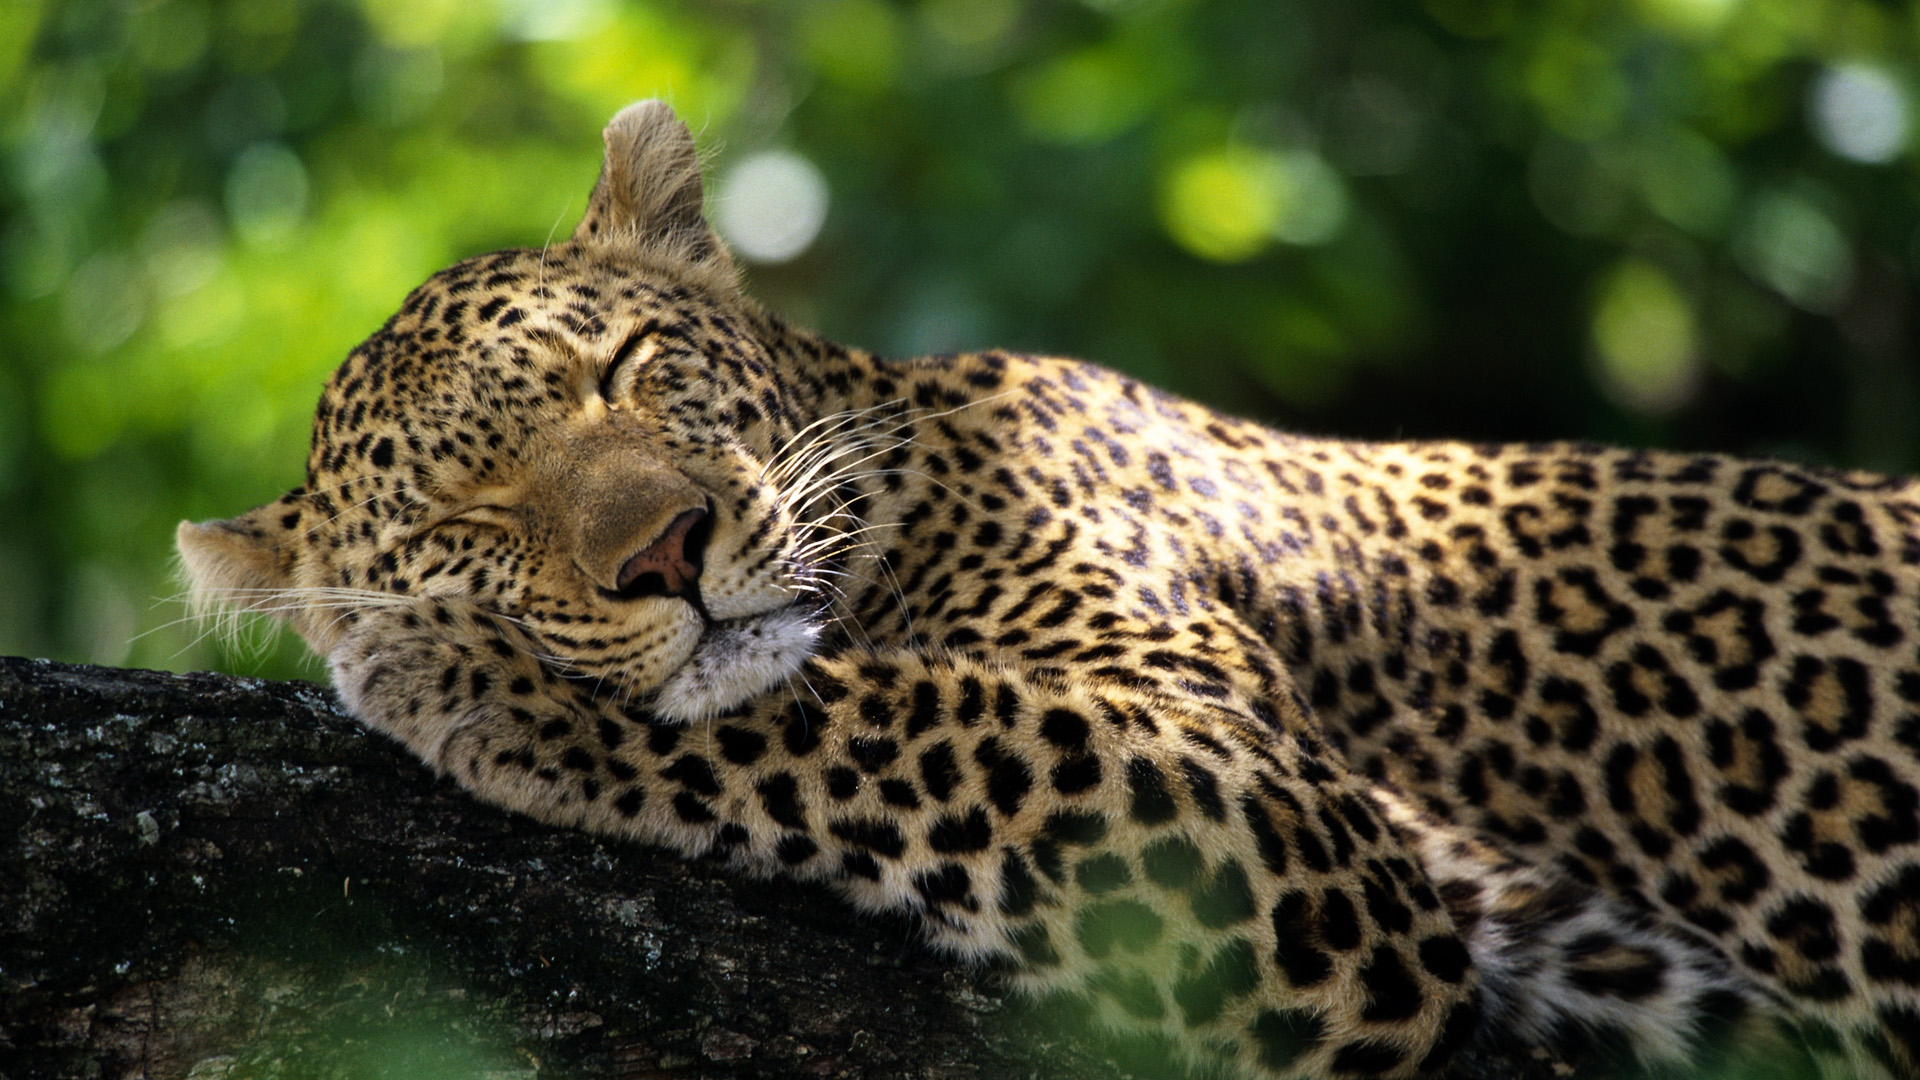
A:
4;0;1918;680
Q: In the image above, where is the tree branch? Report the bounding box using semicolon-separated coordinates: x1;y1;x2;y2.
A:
1;657;1107;1079
1;657;1544;1080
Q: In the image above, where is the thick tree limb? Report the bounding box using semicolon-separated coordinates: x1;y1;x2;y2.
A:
0;657;1100;1080
1;658;1542;1080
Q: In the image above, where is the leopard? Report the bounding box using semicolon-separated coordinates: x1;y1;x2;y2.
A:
177;101;1920;1080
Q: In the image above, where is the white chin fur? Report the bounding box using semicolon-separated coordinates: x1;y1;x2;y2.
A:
649;605;819;725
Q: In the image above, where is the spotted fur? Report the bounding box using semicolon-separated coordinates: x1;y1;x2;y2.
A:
179;102;1920;1079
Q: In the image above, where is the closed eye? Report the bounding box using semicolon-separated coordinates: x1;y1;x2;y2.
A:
400;503;517;541
449;504;519;532
598;326;655;402
387;503;519;560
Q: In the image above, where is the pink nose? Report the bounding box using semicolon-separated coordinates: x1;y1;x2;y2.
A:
616;507;709;598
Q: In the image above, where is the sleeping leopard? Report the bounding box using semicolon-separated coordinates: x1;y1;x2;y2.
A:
178;101;1920;1080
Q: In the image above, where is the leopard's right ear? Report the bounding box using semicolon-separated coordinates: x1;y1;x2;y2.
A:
572;99;732;277
175;490;308;617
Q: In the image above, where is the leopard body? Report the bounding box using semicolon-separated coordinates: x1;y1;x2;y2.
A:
179;102;1920;1079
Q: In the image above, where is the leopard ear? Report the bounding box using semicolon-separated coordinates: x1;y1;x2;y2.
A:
175;491;308;617
573;100;731;273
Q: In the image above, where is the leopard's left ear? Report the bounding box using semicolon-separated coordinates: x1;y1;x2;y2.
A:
573;100;731;274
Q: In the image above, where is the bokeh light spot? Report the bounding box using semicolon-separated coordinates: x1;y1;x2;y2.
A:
919;0;1020;50
61;253;146;356
19;62;109;215
139;201;226;298
1634;0;1741;37
357;0;471;48
1809;64;1910;164
0;3;44;90
1635;128;1735;235
1528;138;1627;236
1591;260;1700;415
351;47;445;126
531;9;734;126
1012;44;1155;144
498;0;614;41
890;277;991;357
225;142;310;249
157;271;244;350
1160;148;1349;261
204;76;289;155
714;151;831;265
1735;190;1852;312
1525;35;1627;139
1271;151;1349;246
228;0;301;39
131;0;211;73
1160;149;1284;262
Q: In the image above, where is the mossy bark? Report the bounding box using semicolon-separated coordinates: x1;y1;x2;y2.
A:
0;657;1544;1080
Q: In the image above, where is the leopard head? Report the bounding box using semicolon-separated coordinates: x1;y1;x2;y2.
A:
179;102;841;724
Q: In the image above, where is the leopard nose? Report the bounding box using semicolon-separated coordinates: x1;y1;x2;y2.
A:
616;506;710;599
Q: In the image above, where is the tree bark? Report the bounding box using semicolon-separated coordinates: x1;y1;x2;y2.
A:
1;657;1544;1080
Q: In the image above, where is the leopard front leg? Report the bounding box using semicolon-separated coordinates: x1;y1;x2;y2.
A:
327;600;692;840
327;599;1480;1079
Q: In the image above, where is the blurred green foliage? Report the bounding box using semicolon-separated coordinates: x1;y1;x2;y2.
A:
3;0;1917;678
